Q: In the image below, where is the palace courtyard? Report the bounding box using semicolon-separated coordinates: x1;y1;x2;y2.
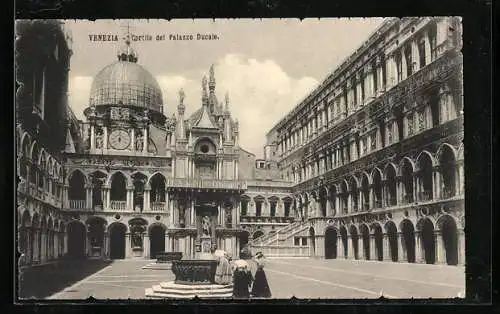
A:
19;258;465;300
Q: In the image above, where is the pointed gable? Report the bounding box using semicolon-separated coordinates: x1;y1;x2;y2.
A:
192;105;219;129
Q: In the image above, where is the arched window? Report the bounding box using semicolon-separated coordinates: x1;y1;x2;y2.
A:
372;169;383;208
240;196;250;216
110;172;127;201
90;171;106;209
417;153;434;201
349;177;359;212
150;173;166;203
439;145;457;198
401;159;414;204
340;181;349;214
269;197;279;217
132;173;147;212
68;170;86;208
254;196;264;217
361;174;370;211
385;165;397;206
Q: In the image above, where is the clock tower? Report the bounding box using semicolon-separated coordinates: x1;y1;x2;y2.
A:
82;31;167;156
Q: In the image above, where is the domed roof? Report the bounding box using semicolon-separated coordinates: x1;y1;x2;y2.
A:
88;59;163;112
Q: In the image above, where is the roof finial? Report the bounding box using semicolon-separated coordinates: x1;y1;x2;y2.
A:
179;88;185;105
125;22;131;46
225;93;229;109
117;21;138;62
209;64;216;91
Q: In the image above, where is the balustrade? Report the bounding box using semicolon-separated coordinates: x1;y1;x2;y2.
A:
150;202;166;212
69;199;86;209
110;200;127;211
239;216;294;224
166;178;247;190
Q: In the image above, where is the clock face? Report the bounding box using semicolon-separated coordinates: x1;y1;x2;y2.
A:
109;129;131;150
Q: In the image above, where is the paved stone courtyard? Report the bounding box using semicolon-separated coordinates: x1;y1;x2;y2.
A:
20;258;465;300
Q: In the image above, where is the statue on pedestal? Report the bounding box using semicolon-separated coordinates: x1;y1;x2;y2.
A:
202;215;211;236
96;131;103;149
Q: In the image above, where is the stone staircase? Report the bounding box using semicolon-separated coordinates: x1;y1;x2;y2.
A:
250;220;310;257
252;221;304;246
145;281;233;299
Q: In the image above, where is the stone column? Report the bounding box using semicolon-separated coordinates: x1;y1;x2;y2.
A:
412;40;419;72
90;124;95;150
382;233;391;261
126;186;134;211
143;234;150;259
103;126;108;150
130;128;135;151
369;234;376;261
334;196;340;216
63;184;69;208
358;237;364;260
143;127;148;154
347;235;354;259
325;198;331;217
435;230;446;264
337;235;343;259
144;187;150;212
53;231;59;259
85;184;92;209
424;31;432;64
397;232;405;262
366;70;373;100
458;229;465;265
412;173;418;202
105;187;111;210
414;231;424;263
401;48;408;80
40;231;46;263
396;177;402;205
104;232;109;259
190;199;195;226
434;167;442;199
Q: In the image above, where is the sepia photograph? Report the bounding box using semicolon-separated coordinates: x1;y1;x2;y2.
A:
15;17;465;301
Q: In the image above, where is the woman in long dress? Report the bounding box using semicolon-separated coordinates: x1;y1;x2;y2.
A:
251;252;272;298
232;260;253;299
214;251;233;285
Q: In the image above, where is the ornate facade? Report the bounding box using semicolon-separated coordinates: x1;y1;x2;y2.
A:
16;17;464;268
254;17;465;266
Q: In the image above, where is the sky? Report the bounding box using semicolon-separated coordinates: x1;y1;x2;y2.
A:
64;18;385;157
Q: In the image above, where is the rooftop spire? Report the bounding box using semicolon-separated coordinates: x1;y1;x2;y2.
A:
202;75;208;105
178;88;185;114
224;92;230;113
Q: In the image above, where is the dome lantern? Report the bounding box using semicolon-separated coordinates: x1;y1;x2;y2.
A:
117;24;138;63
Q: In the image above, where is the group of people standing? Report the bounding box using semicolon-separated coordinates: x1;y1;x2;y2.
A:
212;249;272;299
